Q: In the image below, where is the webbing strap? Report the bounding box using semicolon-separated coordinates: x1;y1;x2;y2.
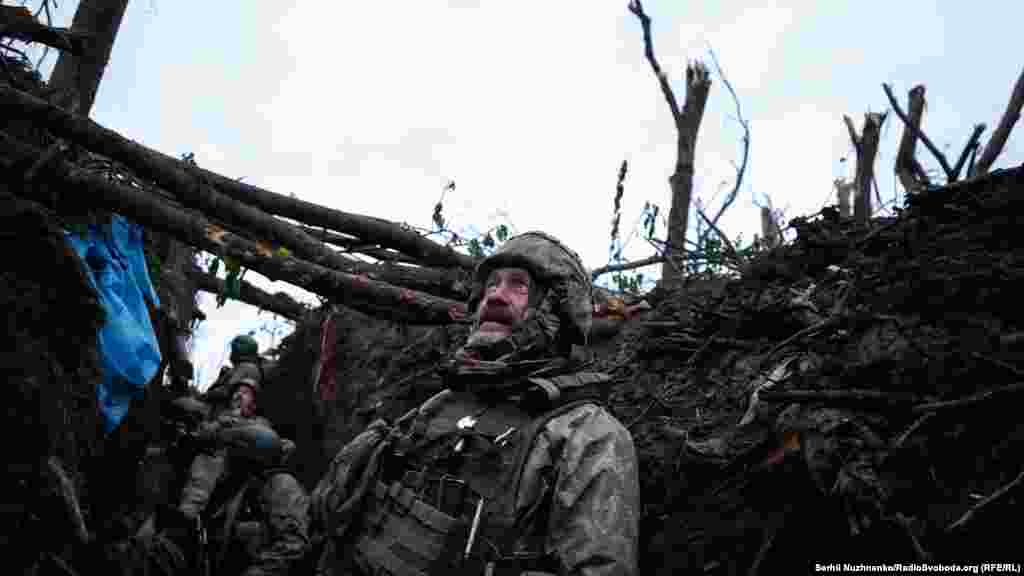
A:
371;480;462;535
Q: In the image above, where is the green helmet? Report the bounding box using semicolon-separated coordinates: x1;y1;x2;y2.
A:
467;231;592;347
230;334;259;361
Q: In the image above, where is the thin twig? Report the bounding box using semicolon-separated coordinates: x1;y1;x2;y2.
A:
645;237;684;277
970;352;1024;378
913;382;1024;413
893;514;932;561
945;470;1024;533
759;388;923;409
746;526;778;576
695;207;741;264
759;316;839;367
46;553;80;576
891;413;934;449
882;83;954;180
700;43;749;246
659;330;720;405
625;397;661;430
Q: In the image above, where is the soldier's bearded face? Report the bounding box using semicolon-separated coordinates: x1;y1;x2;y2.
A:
469;267;532;346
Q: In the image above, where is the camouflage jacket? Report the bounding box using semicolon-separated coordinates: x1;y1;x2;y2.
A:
508;400;639;576
316;380;639;576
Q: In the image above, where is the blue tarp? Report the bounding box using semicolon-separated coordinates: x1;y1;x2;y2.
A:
65;216;162;433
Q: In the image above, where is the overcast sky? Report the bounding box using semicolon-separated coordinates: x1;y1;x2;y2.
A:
32;0;1024;389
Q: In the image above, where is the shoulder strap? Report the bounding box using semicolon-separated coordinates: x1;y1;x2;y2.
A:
522;371;611;413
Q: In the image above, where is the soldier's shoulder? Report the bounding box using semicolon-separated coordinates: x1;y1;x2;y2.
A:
543;401;632;443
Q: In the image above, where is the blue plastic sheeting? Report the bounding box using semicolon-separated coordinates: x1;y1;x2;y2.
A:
65;216;162;433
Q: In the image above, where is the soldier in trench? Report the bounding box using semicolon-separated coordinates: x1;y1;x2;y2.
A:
311;232;640;576
123;337;309;576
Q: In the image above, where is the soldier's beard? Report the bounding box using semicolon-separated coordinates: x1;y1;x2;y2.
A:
465;326;514;350
459;305;560;364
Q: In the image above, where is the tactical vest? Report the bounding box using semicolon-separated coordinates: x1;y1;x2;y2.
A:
329;371;611;576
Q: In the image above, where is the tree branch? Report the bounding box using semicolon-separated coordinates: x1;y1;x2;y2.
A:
628;0;682;126
945;470;1024;533
951;123;986;181
591;254;664;279
0;5;88;55
696;206;741;264
186;266;309;322
971;65;1024;177
700;44;749;244
843;115;861;151
0;83;476;270
883;83;954;180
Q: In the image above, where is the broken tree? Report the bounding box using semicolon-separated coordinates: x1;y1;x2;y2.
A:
47;0;130;117
628;0;711;287
843;111;887;223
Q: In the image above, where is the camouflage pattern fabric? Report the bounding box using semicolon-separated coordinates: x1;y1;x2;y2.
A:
179;449;228;520
178;411;274;519
521;402;639;576
237;472;311;576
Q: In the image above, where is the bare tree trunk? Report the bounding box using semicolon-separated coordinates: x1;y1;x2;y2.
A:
663;63;711;286
46;0;130;117
0;83;476;271
628;1;711;289
894;85;930;195
843;112;887;223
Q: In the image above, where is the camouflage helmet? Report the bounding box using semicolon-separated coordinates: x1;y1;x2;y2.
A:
230;334;259;360
467;231;592;346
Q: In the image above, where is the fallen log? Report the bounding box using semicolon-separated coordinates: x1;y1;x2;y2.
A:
1;146;469;325
0;84;469;298
0;83;477;270
590;254;663;279
1;129;471;301
297;225;420;263
186;266;309;322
